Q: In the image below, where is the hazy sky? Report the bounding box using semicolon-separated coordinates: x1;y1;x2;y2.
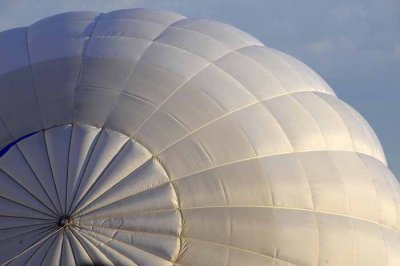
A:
1;0;399;178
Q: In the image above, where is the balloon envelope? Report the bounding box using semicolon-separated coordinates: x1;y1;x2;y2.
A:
0;8;399;266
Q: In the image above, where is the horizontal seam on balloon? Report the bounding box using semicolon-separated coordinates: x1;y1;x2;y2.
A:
314;92;385;166
0;221;54;231
78;222;181;238
96;17;171;27
77;226;177;263
0;214;53;221
181;205;399;234
180;236;296;266
153;31;333;101
131;46;249;139
171;150;390;182
73;227;137;266
99;15;187;26
99;17;188;135
75;151;390;221
77;227;168;264
169;24;263;49
155;90;332;156
69;12;104;183
31;16;102;26
77;209;179;222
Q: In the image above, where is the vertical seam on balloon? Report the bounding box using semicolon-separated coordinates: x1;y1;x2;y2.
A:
67;133;130;214
288;94;347;264
316;93;388;224
289;94;328;149
15;138;63;216
384;171;400;230
325;151;357;263
196;86;228;113
1;226;57;264
68;228;96;265
68;137;130;216
76;228;140;266
356;154;389;265
165;111;191;132
64;126;102;215
312;92;360;157
234;121;259;157
181;236;296;265
64;230;78;266
0;224;55;245
155;91;326;157
67;230;91;265
3;226;60;265
0;194;55;220
131;44;252;139
0;168;58;218
76;187;181;219
292;153;320;265
196;141;215;167
25;26;45;130
71;13;104;126
0;214;53;221
64;124;75;217
21;230;56;266
344;102;385;164
58;231;65;266
152;157;184;263
71;156;154;217
66;127;102;216
0;221;53;231
139;40;310;263
152;41;326;158
43;129;65;217
376;159;400;230
268;47;329;95
171;149;387;185
101;18;188;133
178;205;400;234
77;222;181;238
39;230;62;265
340;96;386;165
0;83;61;215
78;225;176;262
0;118;12;148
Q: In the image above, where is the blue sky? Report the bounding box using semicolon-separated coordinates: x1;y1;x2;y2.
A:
1;0;399;178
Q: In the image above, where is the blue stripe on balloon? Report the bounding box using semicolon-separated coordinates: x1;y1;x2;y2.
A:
0;131;38;157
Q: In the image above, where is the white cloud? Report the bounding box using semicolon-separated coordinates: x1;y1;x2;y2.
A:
395;45;400;57
307;39;335;55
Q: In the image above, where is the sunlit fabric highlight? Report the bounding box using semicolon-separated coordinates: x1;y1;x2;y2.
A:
0;8;399;266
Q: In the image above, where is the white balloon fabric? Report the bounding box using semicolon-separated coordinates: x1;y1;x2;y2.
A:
0;8;399;266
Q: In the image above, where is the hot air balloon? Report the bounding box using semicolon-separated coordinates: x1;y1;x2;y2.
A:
0;8;399;266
